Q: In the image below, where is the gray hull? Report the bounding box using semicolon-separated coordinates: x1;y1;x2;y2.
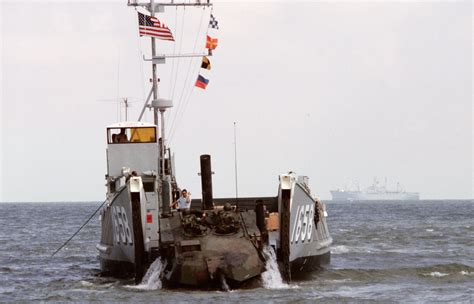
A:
97;173;332;285
97;187;136;268
277;174;332;279
97;177;152;280
286;183;332;263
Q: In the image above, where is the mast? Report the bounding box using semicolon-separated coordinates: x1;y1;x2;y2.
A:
148;0;165;181
129;0;213;206
150;0;159;127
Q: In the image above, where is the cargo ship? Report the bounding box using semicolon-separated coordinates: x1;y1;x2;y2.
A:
330;178;419;201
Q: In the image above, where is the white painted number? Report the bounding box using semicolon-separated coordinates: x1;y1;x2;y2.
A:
290;203;315;243
300;204;310;241
112;206;133;245
306;204;314;240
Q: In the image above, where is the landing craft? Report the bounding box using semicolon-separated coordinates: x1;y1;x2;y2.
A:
96;0;332;288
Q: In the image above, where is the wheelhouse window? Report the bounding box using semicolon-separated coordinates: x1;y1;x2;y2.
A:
108;127;157;144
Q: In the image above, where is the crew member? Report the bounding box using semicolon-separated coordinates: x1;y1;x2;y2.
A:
172;189;191;211
116;128;128;143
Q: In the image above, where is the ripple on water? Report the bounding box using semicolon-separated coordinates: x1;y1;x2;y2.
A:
1;201;473;302
423;272;448;277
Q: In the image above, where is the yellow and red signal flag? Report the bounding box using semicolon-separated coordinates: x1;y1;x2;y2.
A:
206;35;218;50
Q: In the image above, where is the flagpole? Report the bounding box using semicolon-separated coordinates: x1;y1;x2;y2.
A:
148;1;163;173
149;0;167;211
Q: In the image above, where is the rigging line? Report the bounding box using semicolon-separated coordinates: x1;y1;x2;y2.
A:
169;9;211;144
168;59;201;142
51;199;107;257
167;56;192;138
166;7;187;127
170;7;187;102
179;11;211;114
166;6;180;124
168;87;195;144
168;6;208;140
168;55;199;144
168;6;179;99
168;52;201;143
168;7;206;140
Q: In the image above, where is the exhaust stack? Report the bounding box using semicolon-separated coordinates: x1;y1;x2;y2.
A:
200;154;214;210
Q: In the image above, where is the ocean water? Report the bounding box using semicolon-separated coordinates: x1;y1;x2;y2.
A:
0;200;473;302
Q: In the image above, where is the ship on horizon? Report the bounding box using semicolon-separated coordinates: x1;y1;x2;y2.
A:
330;178;420;201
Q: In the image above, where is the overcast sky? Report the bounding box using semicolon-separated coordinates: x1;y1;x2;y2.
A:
1;0;472;202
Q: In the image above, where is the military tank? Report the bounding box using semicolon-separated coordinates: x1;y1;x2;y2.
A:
98;150;332;288
153;155;261;288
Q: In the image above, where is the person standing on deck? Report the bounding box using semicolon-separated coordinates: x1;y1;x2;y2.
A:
172;189;191;210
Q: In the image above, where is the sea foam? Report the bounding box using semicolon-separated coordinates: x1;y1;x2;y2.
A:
126;259;163;291
261;246;291;289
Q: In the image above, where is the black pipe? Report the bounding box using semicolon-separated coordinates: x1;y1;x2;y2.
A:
200;154;213;210
162;179;171;215
280;189;292;282
131;192;146;283
255;200;266;234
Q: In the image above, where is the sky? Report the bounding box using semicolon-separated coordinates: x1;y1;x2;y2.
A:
1;0;472;202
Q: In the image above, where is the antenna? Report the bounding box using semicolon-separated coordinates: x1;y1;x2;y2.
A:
97;97;137;121
234;122;239;208
124;98;129;121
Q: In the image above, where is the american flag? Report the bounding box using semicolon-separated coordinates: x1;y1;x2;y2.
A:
138;12;174;41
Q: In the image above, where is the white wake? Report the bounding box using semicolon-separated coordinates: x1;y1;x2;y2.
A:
261;246;291;289
126;259;163;290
